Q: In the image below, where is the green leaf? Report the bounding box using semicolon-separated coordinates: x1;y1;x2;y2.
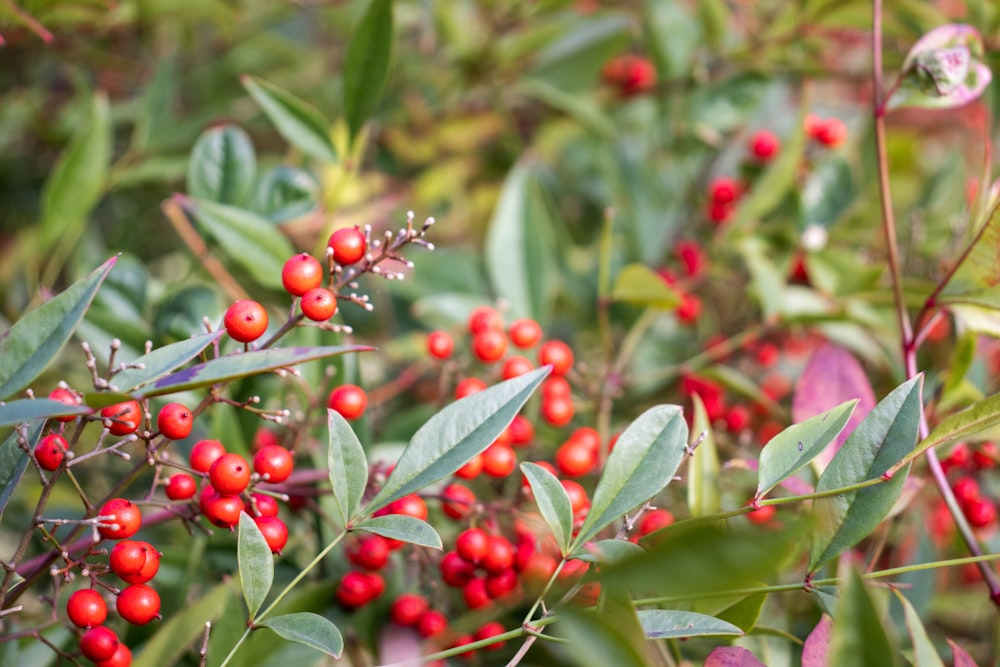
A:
326;409;368;527
553;604;649;667
637;610;744;639
131;581;233;667
0;420;44;523
258;613;343;660
137;345;372;398
570;405;688;553
40;92;111;252
187;124;257;206
808;377;923;572
237;512;274;619
941;200;1000;309
365;366;550;513
894;589;946;667
732;105;806;228
241;75;337;163
354;514;442;549
180;196;295;290
516;78;615;138
521;461;574;555
252;166;320;223
610;264;681;309
830;567;900;667
907;391;1000;468
739;236;784;319
575;539;645;565
799;156;855;230
343;0;394;142
0;398;91;426
0;256;117;400
688;394;721;517
715;593;766;633
757;400;857;497
110;332;222;393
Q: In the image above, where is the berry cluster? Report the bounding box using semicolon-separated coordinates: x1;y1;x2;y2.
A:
600;54;657;98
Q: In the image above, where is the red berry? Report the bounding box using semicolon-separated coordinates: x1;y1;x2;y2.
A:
555;441;597;478
440;551;475;587
501;355;534;380
708;177;741;205
507;414;534;446
100;400;142;437
165;473;197;501
953;477;981;506
676;293;702;324
415;609;448;638
202;493;245;529
328;227;367;265
485;568;518;598
724;405;751;432
390;593;429;626
94;642;132;667
602;54;657;97
456;528;489;564
426;330;455;360
508;319;542;349
541;395;574;427
347;534;390;570
254;515;289;554
327;385;367;420
300;287;338;321
98;499;142;540
467;306;503;335
480;534;514;574
675;240;706;278
815;117;847;147
542;376;571;400
472;329;508;363
561;480;589;515
966;498;997;528
337;570;379;608
80;626;120;662
34;434;68;471
66;589;108;628
209;453;251;495
538;340;574;376
441;483;475;520
746;504;776;525
455;377;487;399
481;442;517;478
189;439;226;473
749;130;780;161
706;200;735;224
251;493;280;518
474;621;506;650
463;576;491;609
281;253;324;296
156;403;192;440
224;300;269;343
118;542;160;585
454;453;482;480
387;493;428;521
638;509;674;536
48;387;81;422
116;584;160;625
253;445;294;483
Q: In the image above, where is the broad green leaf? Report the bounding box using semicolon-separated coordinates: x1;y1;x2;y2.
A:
516;78;615;138
131;581;233;667
705;647;766;667
809;377;923;572
0;420;44;523
181;196;295;290
940;199;1000;309
365;366;549;513
521;461;573;555
343;0;394;141
688;394;720;517
800;156;855;229
905;391;1000;469
0;256;117;400
0;398;91;426
575;539;645;565
238;512;274;619
326;409;368;527
715;593;766;633
610;264;681;309
553;604;648;667
757;400;856;497
637;610;743;639
829;567;899;667
354;514;442;549
241;75;337;163
258;613;343;659
252;166;320;223
137;345;371;398
947;639;981;667
894;590;946;667
40;93;111;252
570;405;688;553
110;332;220;392
187;124;257;206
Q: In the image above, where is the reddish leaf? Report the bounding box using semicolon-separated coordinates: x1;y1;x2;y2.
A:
705;646;766;667
802;615;832;667
792;344;875;469
948;639;980;667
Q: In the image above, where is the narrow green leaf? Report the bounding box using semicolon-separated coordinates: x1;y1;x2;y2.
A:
830;567;899;667
237;512;274;619
181;196;295;290
354;514;442;549
732;105;806;228
0;256;117;400
0;420;44;523
327;409;368;527
575;539;645;565
187;124;257;206
637;610;744;639
130;580;233;667
111;332;220;393
258;613;343;659
799;156;856;230
343;0;394;141
757;400;857;497
688;394;720;517
610;264;681;309
241;75;337;163
905;391;1000;468
941;197;1000;309
570;405;688;553
516;78;615;138
521;461;574;555
138;345;372;398
0;399;91;426
809;377;923;572
893;589;946;667
365;366;550;513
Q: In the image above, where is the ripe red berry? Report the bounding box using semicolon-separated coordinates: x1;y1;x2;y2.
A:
34;434;68;471
481;534;515;574
675;240;706;278
724;405;752;432
347;534;390;571
209;453;251;495
708;177;741;205
202;493;245;529
390;593;429;626
281;253;324;296
251;493;280;518
118;542;160;585
440;551;476;587
189;439;226;473
98;499;142;540
538;340;574;376
507;414;534;446
254;515;289;554
426;330;455;360
485;568;518;598
467;306;503;335
80;626;120;662
638;509;674;536
328;227;367;265
454;453;483;480
966;498;997;528
602;54;657;97
456;528;489;564
561;480;589;515
501;355;534;380
156;403;193;440
815;117;847;147
327;385;367;420
508;319;542;349
541;395;574;427
415;609;448;638
253;445;294;483
746;504;777;525
472;329;508;363
387;493;428;521
300;287;338;321
100;400;142;437
109;540;152;578
749;130;780;161
481;442;517;478
475;621;507;650
455;377;487;399
676;293;702;324
165;473;197;501
953;477;981;506
94;642;132;667
224;300;269;343
463;576;491;609
555;441;597;478
337;570;378;608
66;589;108;628
48;387;81;422
116;584;160;625
440;483;475;520
542;376;571;399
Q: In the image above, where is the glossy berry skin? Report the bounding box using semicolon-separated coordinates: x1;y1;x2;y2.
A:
602;54;657;98
253;445;294;483
555;440;597;478
749;130;780;161
300;287;338;321
507;414;534;446
561;480;589;515
439;551;476;587
94;643;132;667
254;515;289;554
328;227;367;265
66;589;108;628
347;534;390;571
472;329;508;363
708;177;741;205
337;570;379;608
467;306;503;335
202;493;245;529
48;387;81;422
165;473;197;501
454;453;482;480
387;494;428;521
98;499;142;540
480;534;515;574
475;621;506;650
426;330;454;360
116;584;160;625
390;593;429;626
80;626;120;662
501;355;534;380
251;493;280;518
209;453;251;495
815;117;847;147
415;609;448;638
508;319;542;349
485;568;518;598
463;577;491;610
746;504;776;525
35;434;68;471
224;300;268;343
101;400;142;437
156;403;192;440
441;483;475;520
638;509;674;536
109;540;159;582
541;395;574;427
118;543;160;585
281;253;324;296
538;340;574;376
327;385;367;421
542;376;571;399
481;442;517;478
455;528;489;564
189;439;226;473
455;377;487;399
965;498;997;528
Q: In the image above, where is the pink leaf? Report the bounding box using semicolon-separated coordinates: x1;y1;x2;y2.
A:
705;646;767;667
792;344;875;470
801;615;832;667
378;625;422;666
948;639;981;667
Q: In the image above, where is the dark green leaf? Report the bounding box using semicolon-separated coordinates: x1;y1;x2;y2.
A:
570;405;688;553
0;256;117;400
610;264;681;309
575;539;645;565
238;512;274;619
809;377;923;572
187;124;257;206
637;610;743;639
894;589;945;667
364;366;549;513
799;157;855;230
0;399;90;426
688;394;721;517
343;0;394;141
137;345;372;398
0;420;43;523
111;332;221;392
521;461;573;555
252;166;319;223
829;567;899;667
327;409;368;527
131;581;233;667
258;613;343;659
241;76;337;163
354;514;442;549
